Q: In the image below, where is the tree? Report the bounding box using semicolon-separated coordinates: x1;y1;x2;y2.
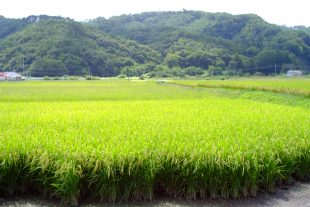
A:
29;58;68;77
163;53;181;68
185;66;204;76
254;49;292;74
281;64;293;73
208;65;223;75
63;55;87;75
228;54;243;70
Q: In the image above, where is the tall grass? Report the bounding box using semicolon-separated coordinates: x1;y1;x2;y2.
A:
0;80;309;205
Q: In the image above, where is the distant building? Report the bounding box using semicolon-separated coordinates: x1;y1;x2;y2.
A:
0;72;5;81
287;70;302;77
3;72;25;81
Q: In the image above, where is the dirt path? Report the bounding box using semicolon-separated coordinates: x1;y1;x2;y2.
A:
1;182;310;207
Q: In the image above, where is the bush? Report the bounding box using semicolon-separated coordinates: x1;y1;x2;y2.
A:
63;75;69;80
254;72;263;76
200;72;212;78
69;76;79;80
85;76;92;80
139;74;151;80
85;76;100;80
44;76;51;80
208;66;223;76
117;74;127;79
185;66;204;76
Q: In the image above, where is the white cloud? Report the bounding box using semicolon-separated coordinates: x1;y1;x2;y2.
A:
0;0;309;26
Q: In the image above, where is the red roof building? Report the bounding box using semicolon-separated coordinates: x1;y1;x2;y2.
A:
0;72;5;81
0;72;25;81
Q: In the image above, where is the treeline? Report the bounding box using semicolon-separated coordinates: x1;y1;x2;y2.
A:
0;12;310;77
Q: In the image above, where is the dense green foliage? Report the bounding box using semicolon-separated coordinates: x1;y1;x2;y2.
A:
0;16;28;39
29;58;68;77
0;15;70;39
0;17;160;77
0;11;310;77
91;11;310;75
293;26;310;35
0;80;309;206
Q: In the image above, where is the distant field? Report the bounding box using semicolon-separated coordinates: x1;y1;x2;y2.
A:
0;80;309;205
168;79;310;97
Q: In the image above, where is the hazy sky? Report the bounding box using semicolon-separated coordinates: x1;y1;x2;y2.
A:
0;0;309;26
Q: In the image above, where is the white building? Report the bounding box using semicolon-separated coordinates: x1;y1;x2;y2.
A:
287;70;302;77
4;72;25;81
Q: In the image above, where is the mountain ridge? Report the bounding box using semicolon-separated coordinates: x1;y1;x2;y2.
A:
0;17;161;76
0;11;309;77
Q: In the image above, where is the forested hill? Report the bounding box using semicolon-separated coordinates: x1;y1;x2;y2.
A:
0;16;26;39
90;11;310;75
0;16;161;77
0;15;71;39
0;11;310;77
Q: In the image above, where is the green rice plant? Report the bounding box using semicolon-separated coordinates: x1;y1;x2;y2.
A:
51;161;81;206
169;79;310;97
0;80;309;205
0;153;28;195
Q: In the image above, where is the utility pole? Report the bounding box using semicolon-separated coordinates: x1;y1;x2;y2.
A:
274;64;276;77
88;66;92;80
126;67;129;81
23;58;25;77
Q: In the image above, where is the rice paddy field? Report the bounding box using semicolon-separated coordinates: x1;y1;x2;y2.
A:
169;79;310;97
0;79;309;206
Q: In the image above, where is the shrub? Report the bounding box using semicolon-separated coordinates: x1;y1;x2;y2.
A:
254;72;263;76
44;76;51;80
85;76;100;80
69;76;79;80
117;74;127;79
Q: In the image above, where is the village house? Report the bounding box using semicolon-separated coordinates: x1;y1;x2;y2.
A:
3;72;25;81
0;72;5;81
287;70;302;77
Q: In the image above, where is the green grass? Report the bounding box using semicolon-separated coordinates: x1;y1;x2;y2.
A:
168;79;310;97
0;80;309;205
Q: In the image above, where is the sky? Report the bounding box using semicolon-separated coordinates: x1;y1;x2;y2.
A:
0;0;309;27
